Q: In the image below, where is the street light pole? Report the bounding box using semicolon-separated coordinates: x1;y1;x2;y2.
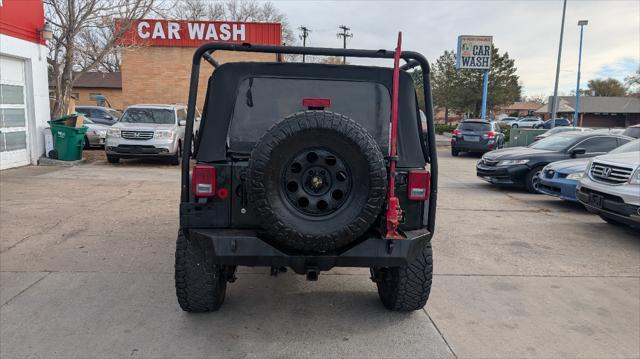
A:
550;0;567;128
574;20;588;127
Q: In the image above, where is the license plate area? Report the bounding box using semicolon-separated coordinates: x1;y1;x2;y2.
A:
464;135;479;142
588;193;603;208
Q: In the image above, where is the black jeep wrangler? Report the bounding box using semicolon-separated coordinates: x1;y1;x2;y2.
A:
177;43;438;312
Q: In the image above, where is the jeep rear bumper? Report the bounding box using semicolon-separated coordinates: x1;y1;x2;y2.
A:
186;228;432;274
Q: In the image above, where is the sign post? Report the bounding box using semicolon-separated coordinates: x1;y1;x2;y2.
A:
456;35;493;120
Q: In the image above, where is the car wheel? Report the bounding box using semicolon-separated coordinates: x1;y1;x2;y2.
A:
451;148;459;157
373;240;433;312
83;136;90;150
525;166;544;194
599;215;624;226
106;154;119;164
247;110;387;253
170;141;182;165
175;230;228;312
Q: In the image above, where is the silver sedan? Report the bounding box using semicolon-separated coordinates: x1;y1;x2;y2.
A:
83;118;110;148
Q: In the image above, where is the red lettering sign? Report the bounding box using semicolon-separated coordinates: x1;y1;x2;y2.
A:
118;19;282;47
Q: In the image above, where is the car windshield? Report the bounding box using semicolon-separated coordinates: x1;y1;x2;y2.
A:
608;139;640;154
459;122;490;131
529;134;577;151
107;109;123;119
120;108;174;124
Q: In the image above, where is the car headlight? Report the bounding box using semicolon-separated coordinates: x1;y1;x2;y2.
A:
107;128;120;138
497;159;529;166
155;129;175;139
630;167;640;185
96;129;107;137
566;172;584;180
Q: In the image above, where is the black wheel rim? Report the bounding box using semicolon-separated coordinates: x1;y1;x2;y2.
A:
282;148;352;216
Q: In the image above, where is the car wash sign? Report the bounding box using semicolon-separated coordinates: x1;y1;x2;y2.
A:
456;35;493;70
118;19;282;47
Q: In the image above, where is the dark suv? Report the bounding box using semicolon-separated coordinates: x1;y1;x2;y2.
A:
451;119;505;156
176;43;437;312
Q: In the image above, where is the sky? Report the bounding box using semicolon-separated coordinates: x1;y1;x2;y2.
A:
275;0;640;97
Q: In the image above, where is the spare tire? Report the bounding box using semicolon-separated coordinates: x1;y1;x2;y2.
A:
248;110;387;253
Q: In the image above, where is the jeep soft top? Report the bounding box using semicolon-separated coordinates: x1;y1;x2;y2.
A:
176;40;438;312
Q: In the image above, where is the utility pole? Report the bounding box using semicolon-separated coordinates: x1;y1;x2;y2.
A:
298;26;311;63
550;0;567;128
337;25;353;64
574;20;588;127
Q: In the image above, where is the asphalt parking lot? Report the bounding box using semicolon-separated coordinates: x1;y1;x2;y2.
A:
1;149;638;358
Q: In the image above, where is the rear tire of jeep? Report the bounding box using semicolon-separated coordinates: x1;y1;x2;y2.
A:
248;111;387;253
175;230;227;312
451;148;459;157
374;241;433;312
106;154;119;164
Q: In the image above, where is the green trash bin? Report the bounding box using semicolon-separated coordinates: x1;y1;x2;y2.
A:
48;115;88;161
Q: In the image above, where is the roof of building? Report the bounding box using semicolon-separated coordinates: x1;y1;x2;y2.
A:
502;101;544;111
54;72;122;89
534;96;640;114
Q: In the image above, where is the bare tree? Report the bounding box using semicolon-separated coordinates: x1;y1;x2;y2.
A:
46;0;155;117
171;0;294;45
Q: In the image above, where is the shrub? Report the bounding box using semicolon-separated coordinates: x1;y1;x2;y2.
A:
435;123;457;135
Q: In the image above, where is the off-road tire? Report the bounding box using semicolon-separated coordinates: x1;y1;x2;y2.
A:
451;148;459;157
248;110;387;253
525;165;544;194
106;154;119;164
374;241;433;312
175;230;227;312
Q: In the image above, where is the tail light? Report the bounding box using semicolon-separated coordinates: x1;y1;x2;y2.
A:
192;165;216;197
407;169;431;201
483;131;496;139
452;129;461;135
303;98;331;109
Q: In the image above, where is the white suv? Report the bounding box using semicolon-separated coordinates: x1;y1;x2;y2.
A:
105;104;198;165
576;139;640;228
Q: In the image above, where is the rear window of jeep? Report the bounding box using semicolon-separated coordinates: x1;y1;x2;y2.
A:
228;77;391;153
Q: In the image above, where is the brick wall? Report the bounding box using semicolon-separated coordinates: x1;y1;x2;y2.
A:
120;46;276;110
73;88;124;110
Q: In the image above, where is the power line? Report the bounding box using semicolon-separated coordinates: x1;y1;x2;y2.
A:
298;26;311;63
337;25;353;64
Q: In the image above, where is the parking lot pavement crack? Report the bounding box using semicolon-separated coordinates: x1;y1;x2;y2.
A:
1;272;50;307
0;219;64;254
424;308;458;359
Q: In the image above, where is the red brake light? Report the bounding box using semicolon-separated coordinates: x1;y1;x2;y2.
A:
452;129;460;135
303;98;331;108
408;169;430;201
192;165;216;197
485;131;496;138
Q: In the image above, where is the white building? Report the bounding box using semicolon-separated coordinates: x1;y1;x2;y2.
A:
0;0;51;170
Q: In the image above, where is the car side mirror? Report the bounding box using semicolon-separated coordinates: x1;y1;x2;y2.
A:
179;120;187;126
570;148;586;157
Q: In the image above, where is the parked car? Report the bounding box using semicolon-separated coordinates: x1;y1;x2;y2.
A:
76;106;122;126
512;117;544;128
576;142;640;228
83;118;109;148
534;118;571;129
105;104;198;165
175;44;437;312
476;131;632;193
451;119;505;156
533;126;591;141
498;117;519;126
539;139;639;202
622;124;640;138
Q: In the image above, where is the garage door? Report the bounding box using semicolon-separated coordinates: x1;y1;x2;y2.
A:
0;56;30;170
